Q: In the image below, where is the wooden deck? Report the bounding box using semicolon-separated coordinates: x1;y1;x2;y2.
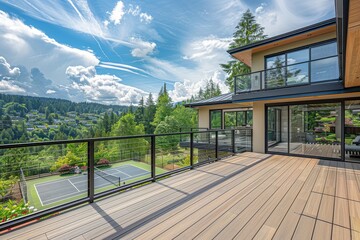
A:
2;152;360;240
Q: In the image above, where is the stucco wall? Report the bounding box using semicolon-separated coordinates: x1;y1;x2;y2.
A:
252;32;336;71
252;101;265;153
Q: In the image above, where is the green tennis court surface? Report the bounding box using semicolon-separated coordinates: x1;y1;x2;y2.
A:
34;165;149;205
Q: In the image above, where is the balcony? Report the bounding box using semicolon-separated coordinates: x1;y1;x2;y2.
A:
234;54;340;94
2;152;359;239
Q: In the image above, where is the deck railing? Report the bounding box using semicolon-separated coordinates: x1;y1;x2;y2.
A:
234;55;340;94
0;129;252;230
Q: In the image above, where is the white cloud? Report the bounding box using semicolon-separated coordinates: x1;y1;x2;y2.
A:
66;65;147;105
168;71;228;102
108;1;125;25
128;4;141;16
140;13;153;24
255;0;334;36
46;89;56;94
255;3;266;15
0;80;25;93
0;56;21;79
183;36;232;61
0;11;99;87
130;37;156;57
143;36;232;101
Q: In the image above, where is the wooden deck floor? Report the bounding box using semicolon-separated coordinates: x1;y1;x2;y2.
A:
2;152;360;240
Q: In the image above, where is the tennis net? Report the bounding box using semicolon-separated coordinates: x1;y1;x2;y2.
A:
94;167;121;187
19;168;28;202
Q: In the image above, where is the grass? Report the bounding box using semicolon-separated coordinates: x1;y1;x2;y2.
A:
26;160;168;210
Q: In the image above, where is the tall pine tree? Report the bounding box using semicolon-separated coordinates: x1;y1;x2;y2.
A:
221;9;267;91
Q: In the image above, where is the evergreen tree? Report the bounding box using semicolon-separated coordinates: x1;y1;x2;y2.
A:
134;97;145;125
144;93;156;134
102;113;111;133
220;9;267;91
153;85;173;126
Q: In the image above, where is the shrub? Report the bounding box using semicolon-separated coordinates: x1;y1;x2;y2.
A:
97;159;110;166
0;200;36;222
58;164;71;174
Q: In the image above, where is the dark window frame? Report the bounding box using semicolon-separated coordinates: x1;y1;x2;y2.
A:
209;109;223;129
265;96;360;162
264;39;339;87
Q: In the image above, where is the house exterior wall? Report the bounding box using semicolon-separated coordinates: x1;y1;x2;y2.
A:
251;32;336;71
252;101;265;153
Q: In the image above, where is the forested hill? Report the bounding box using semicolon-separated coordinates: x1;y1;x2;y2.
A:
0;94;129;115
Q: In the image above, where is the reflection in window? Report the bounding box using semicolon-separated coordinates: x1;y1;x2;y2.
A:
266;55;285;69
224;110;253;129
311;56;339;82
210;110;222;129
287;63;309;85
287;49;309;65
311;42;337;60
265;67;286;88
345;100;360;162
224;112;236;129
264;41;339;87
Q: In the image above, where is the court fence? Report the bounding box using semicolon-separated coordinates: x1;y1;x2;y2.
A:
0;128;252;230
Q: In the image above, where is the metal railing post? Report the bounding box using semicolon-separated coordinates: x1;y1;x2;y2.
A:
250;129;253;152
234;77;237;94
232;129;235;154
215;131;219;160
88;140;95;203
151;135;156;181
190;132;194;169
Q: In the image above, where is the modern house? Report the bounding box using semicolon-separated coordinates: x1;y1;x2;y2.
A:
2;0;360;238
186;0;360;162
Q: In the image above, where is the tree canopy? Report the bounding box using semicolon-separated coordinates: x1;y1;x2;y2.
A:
221;9;267;91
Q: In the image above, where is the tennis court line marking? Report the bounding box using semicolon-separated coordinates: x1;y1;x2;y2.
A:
113;169;131;177
39;172;151;205
68;179;80;192
34;185;44;207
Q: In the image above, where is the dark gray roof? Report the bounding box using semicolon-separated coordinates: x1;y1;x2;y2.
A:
185;93;233;107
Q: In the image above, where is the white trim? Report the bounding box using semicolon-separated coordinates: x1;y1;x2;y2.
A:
68;179;80;192
34;185;44;206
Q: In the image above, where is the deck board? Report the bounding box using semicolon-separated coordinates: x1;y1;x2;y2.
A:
1;153;359;240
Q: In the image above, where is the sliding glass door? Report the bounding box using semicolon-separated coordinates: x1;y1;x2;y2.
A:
289;103;341;159
345;100;360;162
267;106;288;153
267;102;342;159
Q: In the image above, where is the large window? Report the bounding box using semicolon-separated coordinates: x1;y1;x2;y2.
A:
265;40;339;88
224;110;253;129
210;110;222;129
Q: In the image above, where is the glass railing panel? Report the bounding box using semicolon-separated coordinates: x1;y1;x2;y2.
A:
94;137;151;194
234;128;252;152
155;133;190;175
193;131;215;163
235;72;262;93
217;130;233;158
265;67;286;89
0;143;88;223
286;62;309;86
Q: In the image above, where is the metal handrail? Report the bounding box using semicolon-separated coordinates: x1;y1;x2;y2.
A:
0;128;253;231
234;54;339;94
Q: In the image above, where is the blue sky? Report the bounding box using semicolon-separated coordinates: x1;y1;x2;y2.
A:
0;0;335;105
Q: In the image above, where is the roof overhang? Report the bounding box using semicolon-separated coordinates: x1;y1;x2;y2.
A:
228;18;337;67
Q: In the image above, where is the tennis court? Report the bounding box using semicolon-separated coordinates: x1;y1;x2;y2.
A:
34;165;149;206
